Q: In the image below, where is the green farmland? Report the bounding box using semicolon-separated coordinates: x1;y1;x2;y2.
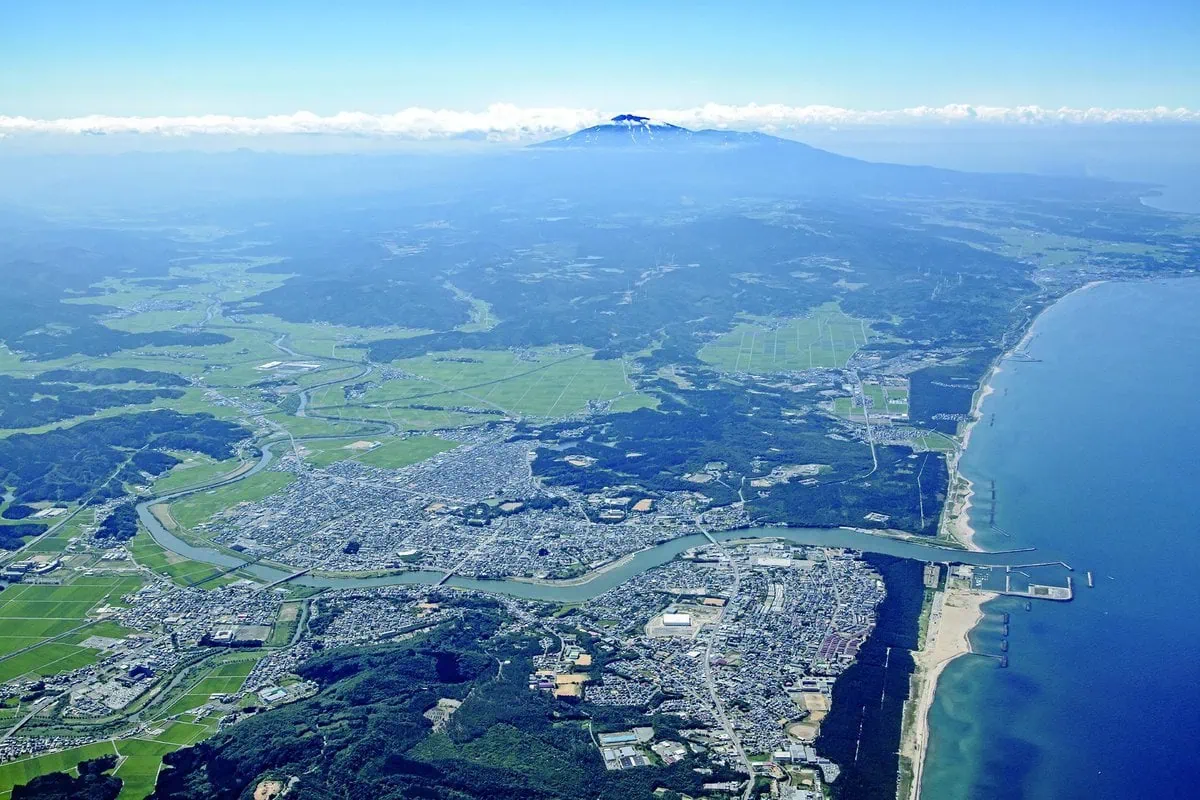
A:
0;721;218;800
126;532;240;589
340;346;647;420
296;435;458;468
832;381;910;422
0;576;142;683
699;304;874;373
166;471;295;531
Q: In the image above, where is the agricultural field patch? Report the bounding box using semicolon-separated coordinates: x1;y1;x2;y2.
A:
152;454;247;495
832;381;910;422
0;576;143;681
167;471;295;531
126;533;240;589
699;303;873;373
349;346;644;419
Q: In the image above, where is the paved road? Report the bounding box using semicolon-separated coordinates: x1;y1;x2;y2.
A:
695;519;755;798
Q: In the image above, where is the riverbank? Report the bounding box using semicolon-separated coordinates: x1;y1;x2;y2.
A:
903;587;997;800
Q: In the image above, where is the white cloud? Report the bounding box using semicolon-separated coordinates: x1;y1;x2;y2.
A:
1;102;1197;140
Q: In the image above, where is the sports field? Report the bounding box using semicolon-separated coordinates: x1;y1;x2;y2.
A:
0;576;142;682
699;304;873;373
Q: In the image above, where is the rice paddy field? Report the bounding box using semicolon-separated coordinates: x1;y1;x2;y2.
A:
154;658;257;719
0;576;142;683
0;647;260;799
342;346;649;420
699;304;874;373
0;720;218;800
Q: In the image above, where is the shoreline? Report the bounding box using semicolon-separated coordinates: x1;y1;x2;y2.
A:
940;279;1107;552
911;278;1108;798
903;588;998;800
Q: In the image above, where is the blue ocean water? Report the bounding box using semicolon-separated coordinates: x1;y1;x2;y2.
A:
920;277;1200;799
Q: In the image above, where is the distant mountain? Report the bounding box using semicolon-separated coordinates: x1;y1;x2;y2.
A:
535;113;771;149
528;113;1130;204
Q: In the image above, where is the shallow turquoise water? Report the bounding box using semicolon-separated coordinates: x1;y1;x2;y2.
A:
921;278;1200;799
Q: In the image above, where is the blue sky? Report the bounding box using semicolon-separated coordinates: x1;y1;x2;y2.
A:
4;0;1200;118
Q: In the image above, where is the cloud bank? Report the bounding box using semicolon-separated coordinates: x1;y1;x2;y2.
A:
2;102;1198;141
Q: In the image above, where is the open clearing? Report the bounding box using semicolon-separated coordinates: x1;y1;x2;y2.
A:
699;304;874;373
168;471;295;531
126;532;239;588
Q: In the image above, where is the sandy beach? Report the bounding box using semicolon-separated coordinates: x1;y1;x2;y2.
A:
941;373;997;552
941;279;1108;552
903;587;997;800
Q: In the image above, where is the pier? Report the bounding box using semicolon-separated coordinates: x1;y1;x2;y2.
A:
1002;569;1073;601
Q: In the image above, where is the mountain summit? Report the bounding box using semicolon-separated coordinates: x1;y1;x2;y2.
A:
535;113;716;148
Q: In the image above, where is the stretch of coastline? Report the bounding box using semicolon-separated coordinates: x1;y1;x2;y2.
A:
913;278;1108;792
943;280;1107;553
903;587;997;800
918;276;1200;798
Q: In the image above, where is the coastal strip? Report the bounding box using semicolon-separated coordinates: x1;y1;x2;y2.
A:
902;587;998;800
912;279;1106;797
940;279;1108;552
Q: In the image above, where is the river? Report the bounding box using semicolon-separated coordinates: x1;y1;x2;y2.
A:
920;277;1200;799
137;444;1028;604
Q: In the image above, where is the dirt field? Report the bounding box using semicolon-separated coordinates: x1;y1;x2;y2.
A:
149;503;177;530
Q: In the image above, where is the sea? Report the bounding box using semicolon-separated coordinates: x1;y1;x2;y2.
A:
919;275;1200;799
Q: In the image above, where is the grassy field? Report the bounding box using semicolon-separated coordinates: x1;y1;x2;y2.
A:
294;435;457;468
699;303;873;373
126;532;240;588
167;471;295;531
0;576;143;682
151;453;246;495
832;382;910;421
0;741;118;800
155;658;258;719
354;437;457;468
0;720;220;800
262;412;379;439
268;602;303;646
914;431;960;453
344;346;646;420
